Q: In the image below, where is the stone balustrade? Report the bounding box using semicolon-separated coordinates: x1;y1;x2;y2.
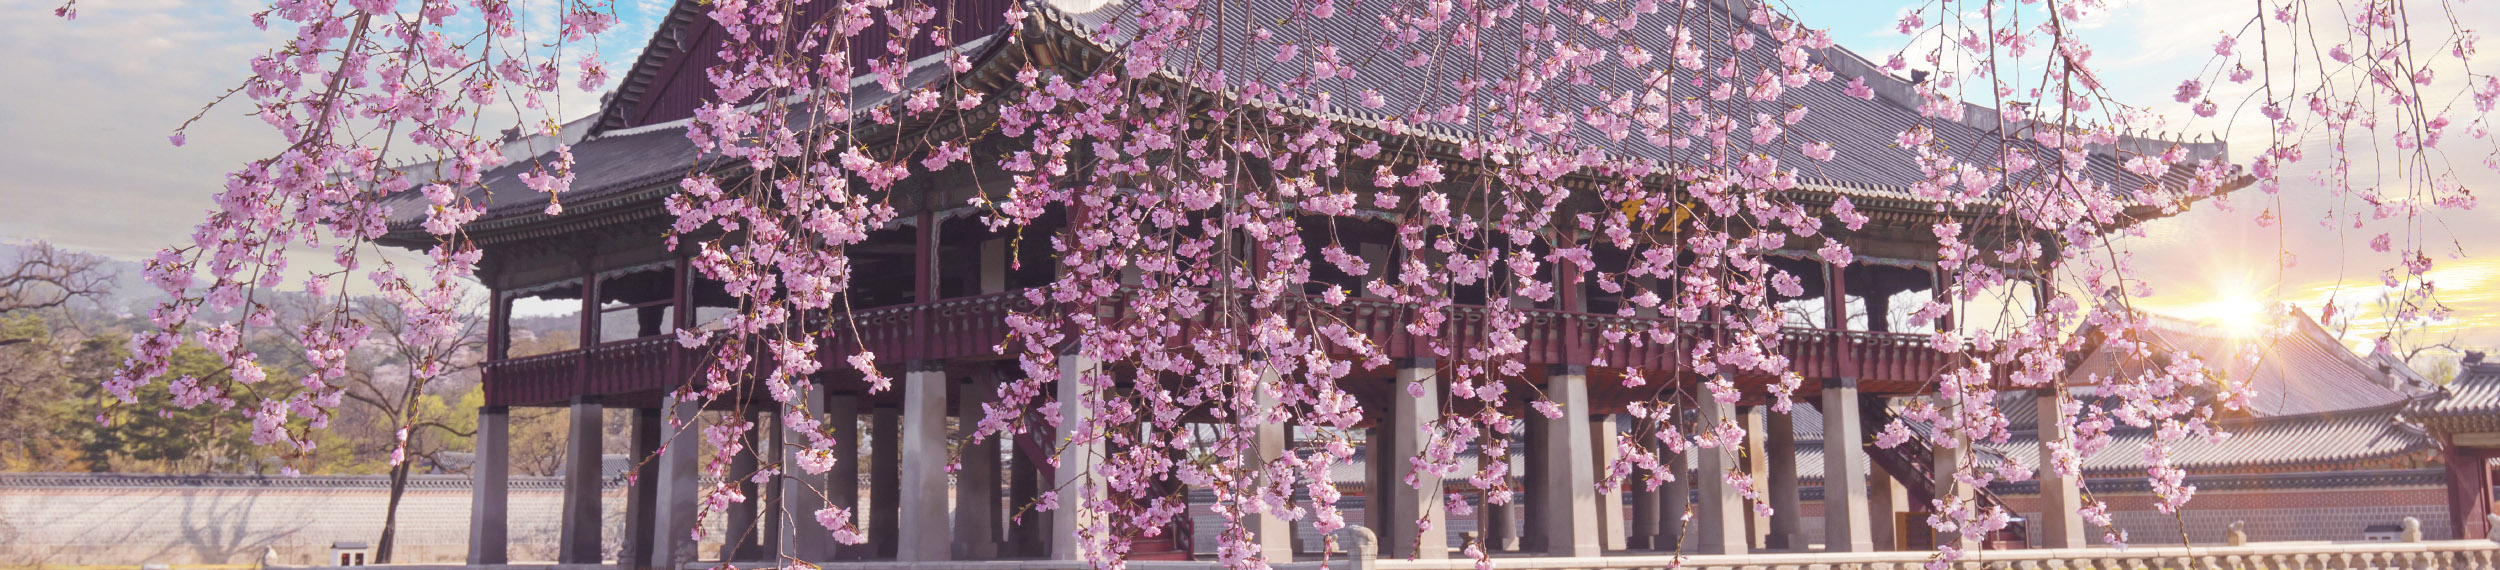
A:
1368;540;2500;570
600;538;2500;570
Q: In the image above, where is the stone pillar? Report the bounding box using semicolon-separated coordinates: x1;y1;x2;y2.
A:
1660;457;1689;551
1483;493;1517;552
899;362;952;561
954;374;1004;560
1380;358;1448;559
721;410;762;561
649;398;703;570
558;397;605;564
826;393;865;560
1593;414;1627;551
1248;368;1297;562
1009;430;1043;557
2035;389;2087;548
1821;380;1875;552
1933;441;1978;550
1365;425;1390;535
1764;410;1801;551
757;411;781;558
1692;395;1748;555
1868;459;1904;551
467;406;510;565
871;406;901;558
625;408;661;567
1629;457;1659;551
782;385;835;562
1536;366;1602;557
1740;407;1769;549
1519;416;1549;553
1052;352;1104;561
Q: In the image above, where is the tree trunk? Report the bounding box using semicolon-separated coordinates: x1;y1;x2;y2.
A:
377;460;412;563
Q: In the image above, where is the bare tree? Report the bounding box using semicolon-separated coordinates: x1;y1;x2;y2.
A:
309;295;486;563
0;242;113;343
0;242;114;465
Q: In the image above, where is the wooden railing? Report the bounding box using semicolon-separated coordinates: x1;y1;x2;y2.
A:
481;288;1973;406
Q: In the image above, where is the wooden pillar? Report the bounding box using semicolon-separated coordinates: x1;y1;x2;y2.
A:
467;406;510;565
1929;265;1953;334
979;238;1008;294
575;251;598;394
912;211;936;358
558;396;605;564
2446;443;2495;540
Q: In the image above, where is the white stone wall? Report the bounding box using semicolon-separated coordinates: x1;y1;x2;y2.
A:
0;478;731;566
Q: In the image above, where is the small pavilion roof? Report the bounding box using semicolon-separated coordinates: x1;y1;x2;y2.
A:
2067;309;2414;418
1780;395;2433;482
2413;358;2500;436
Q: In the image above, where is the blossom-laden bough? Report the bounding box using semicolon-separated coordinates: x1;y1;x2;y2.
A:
63;0;2492;567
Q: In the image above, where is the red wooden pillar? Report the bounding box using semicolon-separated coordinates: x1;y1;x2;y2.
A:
1823;258;1853;379
912;211;936;360
485;261;510;404
2447;440;2495;540
1556;238;1583;364
1931;265;1954;334
671;254;691;387
576;249;598;395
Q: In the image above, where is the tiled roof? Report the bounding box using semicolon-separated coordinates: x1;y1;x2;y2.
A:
389;0;2242;241
1041;0;2229;203
1786;400;2434;481
381;35;998;236
2067;309;2412;418
2414;361;2500;433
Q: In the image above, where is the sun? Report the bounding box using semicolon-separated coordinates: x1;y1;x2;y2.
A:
2205;296;2270;337
2183;275;2278;338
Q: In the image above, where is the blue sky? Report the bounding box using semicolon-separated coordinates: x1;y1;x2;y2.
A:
4;0;2495;351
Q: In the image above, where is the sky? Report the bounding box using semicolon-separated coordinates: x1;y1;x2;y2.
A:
3;0;2496;354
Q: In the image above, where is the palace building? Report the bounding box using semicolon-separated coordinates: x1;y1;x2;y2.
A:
371;0;2497;567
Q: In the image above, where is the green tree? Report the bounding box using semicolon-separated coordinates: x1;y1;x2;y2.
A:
76;342;278;472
